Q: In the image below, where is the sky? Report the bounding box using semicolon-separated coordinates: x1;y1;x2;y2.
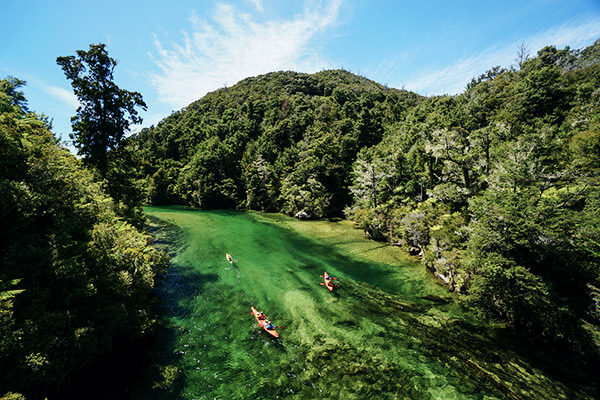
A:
2;0;600;148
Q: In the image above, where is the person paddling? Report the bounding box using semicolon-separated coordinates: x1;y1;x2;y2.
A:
322;271;336;291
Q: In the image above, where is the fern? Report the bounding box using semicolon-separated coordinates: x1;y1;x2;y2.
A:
0;279;25;301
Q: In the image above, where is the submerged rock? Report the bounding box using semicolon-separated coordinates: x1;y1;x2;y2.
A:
421;294;452;304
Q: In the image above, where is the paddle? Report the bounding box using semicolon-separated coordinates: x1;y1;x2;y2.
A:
320;275;339;280
251;312;283;328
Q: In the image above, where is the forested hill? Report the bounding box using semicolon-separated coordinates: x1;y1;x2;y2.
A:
135;69;422;216
134;40;600;358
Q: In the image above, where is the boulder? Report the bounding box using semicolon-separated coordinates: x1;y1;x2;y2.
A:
294;210;312;219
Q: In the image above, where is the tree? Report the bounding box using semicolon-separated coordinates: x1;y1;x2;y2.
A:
425;127;478;194
350;151;388;209
515;42;530;69
0;77;28;115
57;43;146;178
487;123;563;194
0;76;168;397
244;154;278;211
514;48;567;122
466;253;556;335
350;138;407;210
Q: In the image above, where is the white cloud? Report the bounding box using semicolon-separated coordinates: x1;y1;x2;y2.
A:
150;0;341;109
249;0;263;12
403;17;600;96
43;85;80;109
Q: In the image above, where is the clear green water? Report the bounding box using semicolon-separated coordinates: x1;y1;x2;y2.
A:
133;206;598;400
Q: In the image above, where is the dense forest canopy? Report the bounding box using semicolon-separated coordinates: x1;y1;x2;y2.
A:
0;77;168;398
135;40;600;355
135;69;422;216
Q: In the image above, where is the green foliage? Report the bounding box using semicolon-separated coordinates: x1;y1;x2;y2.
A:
106;138;153;227
0;77;28;115
466;254;556;335
341;40;600;354
0;393;26;400
134;69;421;216
57;44;148;227
150;365;183;391
176;136;241;208
0;279;24;302
0;77;168;397
148;160;182;205
350;138;409;209
243;153;278;211
57;43;147;178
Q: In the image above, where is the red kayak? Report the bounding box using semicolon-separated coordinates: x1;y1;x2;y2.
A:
250;306;279;338
323;271;334;291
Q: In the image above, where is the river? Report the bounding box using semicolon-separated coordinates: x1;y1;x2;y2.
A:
130;206;598;399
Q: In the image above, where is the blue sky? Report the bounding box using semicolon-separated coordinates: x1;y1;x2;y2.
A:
2;0;600;147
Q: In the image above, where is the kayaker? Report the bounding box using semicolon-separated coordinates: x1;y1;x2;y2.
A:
325;274;331;280
257;312;266;320
266;322;275;330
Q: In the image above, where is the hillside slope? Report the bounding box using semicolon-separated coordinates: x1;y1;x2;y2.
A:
135;69;422;216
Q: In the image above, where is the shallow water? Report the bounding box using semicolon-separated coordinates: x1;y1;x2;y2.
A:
133;206;598;399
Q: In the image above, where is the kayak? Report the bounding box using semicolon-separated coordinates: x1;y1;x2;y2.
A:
323;271;334;291
250;306;279;338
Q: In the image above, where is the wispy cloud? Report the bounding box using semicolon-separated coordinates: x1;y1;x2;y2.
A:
42;85;80;109
402;17;600;96
150;0;341;109
249;0;263;12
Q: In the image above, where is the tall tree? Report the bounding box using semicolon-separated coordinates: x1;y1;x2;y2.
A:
57;43;146;178
515;42;530;69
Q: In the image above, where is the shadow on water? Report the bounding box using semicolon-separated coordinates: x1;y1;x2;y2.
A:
127;263;220;399
133;214;222;399
52;333;156;400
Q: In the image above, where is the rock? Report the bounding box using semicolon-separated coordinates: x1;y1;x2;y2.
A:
294;210;311;219
408;246;422;256
421;294;451;304
434;272;450;284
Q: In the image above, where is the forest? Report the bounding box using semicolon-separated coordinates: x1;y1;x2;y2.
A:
135;40;600;358
1;37;599;398
0;48;168;399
